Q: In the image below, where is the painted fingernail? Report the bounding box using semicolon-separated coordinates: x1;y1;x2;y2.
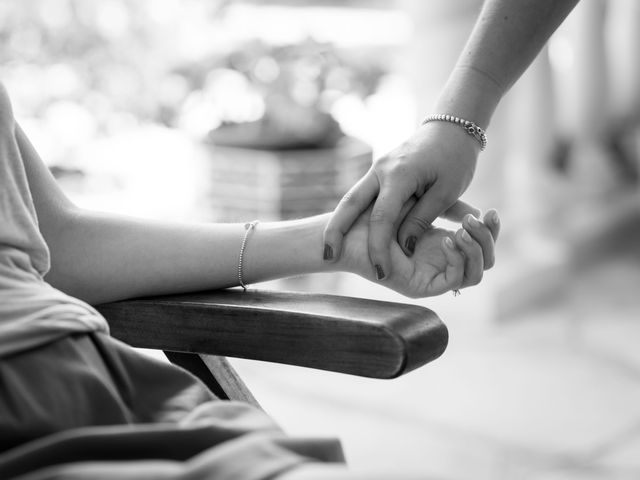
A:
323;244;333;261
444;237;455;249
468;215;480;228
405;236;416;255
375;264;385;280
462;230;473;243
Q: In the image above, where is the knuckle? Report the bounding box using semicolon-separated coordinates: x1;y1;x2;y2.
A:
339;189;360;207
384;163;407;179
403;215;431;232
375;152;412;177
369;208;389;225
325;220;348;239
451;269;464;287
373;153;391;167
468;270;483;286
484;257;495;270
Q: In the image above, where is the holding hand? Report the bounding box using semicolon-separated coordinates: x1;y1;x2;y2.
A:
323;121;481;279
337;203;500;298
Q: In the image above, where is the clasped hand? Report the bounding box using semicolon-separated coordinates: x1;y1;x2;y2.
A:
324;122;492;297
337;199;499;298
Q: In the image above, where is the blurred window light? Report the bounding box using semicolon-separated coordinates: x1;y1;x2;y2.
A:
94;2;131;39
224;5;412;46
548;35;575;74
4;0;408;211
253;57;281;84
37;0;73;30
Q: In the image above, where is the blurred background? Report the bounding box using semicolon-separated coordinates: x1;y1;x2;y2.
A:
3;0;640;478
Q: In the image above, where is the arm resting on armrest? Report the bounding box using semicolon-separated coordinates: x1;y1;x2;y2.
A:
96;289;448;379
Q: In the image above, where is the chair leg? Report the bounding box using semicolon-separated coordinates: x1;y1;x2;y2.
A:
164;351;261;408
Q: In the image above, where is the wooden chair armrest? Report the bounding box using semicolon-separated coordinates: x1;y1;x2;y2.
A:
96;289;448;379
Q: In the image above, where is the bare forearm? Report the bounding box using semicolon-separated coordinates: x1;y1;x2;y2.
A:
45;210;332;305
18;111;334;305
435;0;579;126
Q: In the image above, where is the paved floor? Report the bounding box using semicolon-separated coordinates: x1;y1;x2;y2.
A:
231;197;640;480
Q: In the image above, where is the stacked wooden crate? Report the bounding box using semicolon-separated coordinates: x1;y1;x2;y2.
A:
206;136;372;221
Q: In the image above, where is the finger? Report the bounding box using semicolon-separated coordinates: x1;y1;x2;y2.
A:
323;169;379;263
483;209;501;242
440;199;482;223
454;228;484;288
368;183;415;281
432;236;465;294
462;214;496;270
397;184;454;256
395;195;419;231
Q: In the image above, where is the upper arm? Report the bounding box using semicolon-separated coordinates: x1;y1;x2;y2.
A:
1;81;77;236
16;123;79;235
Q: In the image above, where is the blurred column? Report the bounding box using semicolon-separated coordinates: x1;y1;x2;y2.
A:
502;48;560;235
494;47;574;320
607;0;640;129
553;0;618;198
606;0;640;191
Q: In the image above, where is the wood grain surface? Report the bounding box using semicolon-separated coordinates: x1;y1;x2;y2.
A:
97;289;448;379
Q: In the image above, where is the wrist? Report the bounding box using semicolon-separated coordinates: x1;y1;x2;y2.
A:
421;114;487;151
433;65;504;130
242;214;334;285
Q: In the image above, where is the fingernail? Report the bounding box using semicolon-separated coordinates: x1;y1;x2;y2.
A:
405;236;416;254
375;264;385;280
491;211;500;225
462;230;473;243
468;215;480;228
323;244;333;261
444;237;454;249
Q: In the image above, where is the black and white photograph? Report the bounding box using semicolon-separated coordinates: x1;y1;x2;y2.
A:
1;1;639;479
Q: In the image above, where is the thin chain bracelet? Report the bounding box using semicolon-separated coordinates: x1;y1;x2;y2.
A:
238;220;259;291
422;114;487;151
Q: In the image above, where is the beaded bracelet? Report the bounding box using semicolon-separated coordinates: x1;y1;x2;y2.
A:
238;220;259;291
422;114;487;151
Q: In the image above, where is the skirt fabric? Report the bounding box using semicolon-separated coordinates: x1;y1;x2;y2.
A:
0;333;344;479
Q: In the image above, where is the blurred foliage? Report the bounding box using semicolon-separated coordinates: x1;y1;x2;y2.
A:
193;38;388;148
0;0;227;133
0;0;389;159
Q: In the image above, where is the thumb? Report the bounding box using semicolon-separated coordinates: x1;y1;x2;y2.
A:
397;185;454;256
323;170;379;263
440;199;481;222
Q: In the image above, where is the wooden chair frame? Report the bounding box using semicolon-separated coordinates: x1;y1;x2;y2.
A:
96;288;449;408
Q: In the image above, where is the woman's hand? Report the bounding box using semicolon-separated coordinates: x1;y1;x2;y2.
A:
323;121;480;281
337;204;500;298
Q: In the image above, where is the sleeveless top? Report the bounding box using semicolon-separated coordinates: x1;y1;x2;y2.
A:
0;83;108;358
